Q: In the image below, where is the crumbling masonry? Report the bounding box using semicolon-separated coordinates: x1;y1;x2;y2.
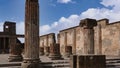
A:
40;18;120;57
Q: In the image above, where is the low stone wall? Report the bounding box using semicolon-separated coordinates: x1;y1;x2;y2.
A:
70;55;106;68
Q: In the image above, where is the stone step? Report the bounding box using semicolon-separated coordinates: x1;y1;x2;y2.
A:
106;58;120;68
0;63;21;67
41;60;70;68
0;66;21;68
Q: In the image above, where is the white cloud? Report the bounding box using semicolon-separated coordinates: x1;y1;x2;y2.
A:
40;14;80;35
40;25;51;35
16;22;24;34
80;0;120;22
0;22;4;32
16;22;25;43
40;0;120;35
57;0;72;4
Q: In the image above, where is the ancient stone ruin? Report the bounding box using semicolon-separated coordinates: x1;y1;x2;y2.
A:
0;0;120;68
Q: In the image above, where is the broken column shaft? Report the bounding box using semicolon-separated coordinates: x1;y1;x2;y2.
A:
49;43;61;60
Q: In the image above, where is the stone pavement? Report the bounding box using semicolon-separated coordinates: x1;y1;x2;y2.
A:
1;54;120;68
0;54;70;68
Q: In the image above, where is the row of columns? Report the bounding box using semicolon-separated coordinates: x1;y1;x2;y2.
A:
7;18;101;62
40;45;72;58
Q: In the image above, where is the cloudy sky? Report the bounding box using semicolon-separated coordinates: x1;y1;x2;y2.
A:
0;0;120;42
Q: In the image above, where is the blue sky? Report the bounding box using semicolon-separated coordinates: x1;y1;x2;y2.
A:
40;0;103;25
0;0;120;42
0;0;103;25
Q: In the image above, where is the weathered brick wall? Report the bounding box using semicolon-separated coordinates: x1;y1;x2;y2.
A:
59;32;65;55
94;19;120;56
76;27;84;55
39;33;56;47
59;26;85;56
59;27;78;56
102;23;120;56
40;18;120;57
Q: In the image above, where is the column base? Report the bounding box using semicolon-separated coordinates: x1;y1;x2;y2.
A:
64;53;72;58
21;59;41;68
49;54;63;60
8;55;23;62
45;52;49;56
39;52;44;56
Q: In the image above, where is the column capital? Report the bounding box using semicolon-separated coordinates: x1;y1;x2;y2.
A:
80;18;97;29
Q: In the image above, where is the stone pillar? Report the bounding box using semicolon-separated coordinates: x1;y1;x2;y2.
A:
96;25;102;55
2;38;5;53
73;29;76;55
80;18;97;54
57;34;60;44
49;43;61;60
0;38;2;53
22;0;40;68
8;37;23;62
39;47;44;56
45;46;50;56
64;32;67;56
65;46;72;57
46;35;48;47
8;23;23;62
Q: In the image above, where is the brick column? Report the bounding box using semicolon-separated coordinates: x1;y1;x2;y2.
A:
96;25;102;55
22;0;40;68
49;43;62;60
80;18;97;54
8;37;23;62
57;34;60;44
2;38;5;53
64;32;67;57
73;29;76;55
44;36;49;56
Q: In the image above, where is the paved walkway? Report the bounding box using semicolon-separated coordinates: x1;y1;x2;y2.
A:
0;54;21;64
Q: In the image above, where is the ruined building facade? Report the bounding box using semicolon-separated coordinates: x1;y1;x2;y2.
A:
0;18;120;58
40;18;120;57
0;21;23;54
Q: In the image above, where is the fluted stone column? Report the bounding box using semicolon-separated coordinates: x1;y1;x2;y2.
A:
22;0;40;68
49;43;61;60
80;18;97;54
